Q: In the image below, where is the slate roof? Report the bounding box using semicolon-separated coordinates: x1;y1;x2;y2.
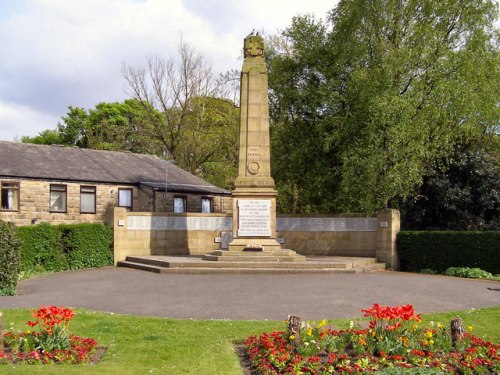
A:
0;141;230;195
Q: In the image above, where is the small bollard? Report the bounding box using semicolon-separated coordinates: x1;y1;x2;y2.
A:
450;316;464;347
288;315;302;347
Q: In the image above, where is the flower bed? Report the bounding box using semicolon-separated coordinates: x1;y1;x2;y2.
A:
1;305;98;364
244;304;499;374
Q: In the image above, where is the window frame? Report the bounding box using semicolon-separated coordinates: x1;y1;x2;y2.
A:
201;197;213;213
80;185;97;214
173;196;187;213
118;188;133;211
49;184;67;213
0;181;20;211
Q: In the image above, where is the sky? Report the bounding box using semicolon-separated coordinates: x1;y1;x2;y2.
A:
0;0;337;141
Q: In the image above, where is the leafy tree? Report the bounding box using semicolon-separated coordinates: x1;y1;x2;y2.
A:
21;129;63;145
268;0;499;213
400;149;500;230
57;99;158;153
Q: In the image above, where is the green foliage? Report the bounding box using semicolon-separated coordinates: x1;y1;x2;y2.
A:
0;220;21;296
57;99;158;154
443;267;493;279
17;223;68;273
21;129;63;145
18;223;113;275
268;0;499;213
401;150;500;230
59;224;113;269
397;231;500;274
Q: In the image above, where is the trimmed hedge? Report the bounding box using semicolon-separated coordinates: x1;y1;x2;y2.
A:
59;224;113;269
0;220;21;295
18;223;113;273
397;231;500;274
18;223;68;272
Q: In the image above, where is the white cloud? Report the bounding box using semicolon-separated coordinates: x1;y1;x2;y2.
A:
0;0;337;141
0;100;60;141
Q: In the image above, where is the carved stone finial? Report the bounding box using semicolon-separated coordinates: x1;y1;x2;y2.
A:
244;34;264;58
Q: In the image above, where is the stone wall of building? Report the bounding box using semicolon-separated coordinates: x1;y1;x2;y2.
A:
0;178;232;226
0;178;138;226
113;208;400;268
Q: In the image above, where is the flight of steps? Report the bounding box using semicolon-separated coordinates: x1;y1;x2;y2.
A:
117;255;385;274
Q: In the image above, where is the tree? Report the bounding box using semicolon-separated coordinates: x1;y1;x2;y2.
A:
400;149;500;230
268;0;499;213
56;100;158;153
122;40;239;178
21;129;63;145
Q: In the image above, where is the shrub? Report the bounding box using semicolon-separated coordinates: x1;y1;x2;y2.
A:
0;220;21;296
17;223;68;273
397;231;500;274
59;224;113;269
444;267;493;279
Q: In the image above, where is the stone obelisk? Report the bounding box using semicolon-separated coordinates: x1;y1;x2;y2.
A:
226;33;286;253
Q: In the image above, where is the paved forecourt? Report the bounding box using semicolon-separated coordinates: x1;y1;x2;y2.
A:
1;268;499;320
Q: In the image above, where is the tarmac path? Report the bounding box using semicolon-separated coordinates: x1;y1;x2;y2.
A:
1;267;499;320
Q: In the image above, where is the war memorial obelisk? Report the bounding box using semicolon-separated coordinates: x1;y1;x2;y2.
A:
207;33;304;261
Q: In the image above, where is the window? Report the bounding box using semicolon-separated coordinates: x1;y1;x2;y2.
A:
1;181;19;211
49;184;67;212
201;197;213;213
80;186;96;214
173;196;186;213
118;188;133;210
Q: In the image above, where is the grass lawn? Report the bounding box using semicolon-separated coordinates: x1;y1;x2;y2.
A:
1;306;499;374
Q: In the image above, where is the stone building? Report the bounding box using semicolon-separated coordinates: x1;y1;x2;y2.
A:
0;141;231;226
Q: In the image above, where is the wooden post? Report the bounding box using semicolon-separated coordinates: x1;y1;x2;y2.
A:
288;315;302;347
450;316;464;347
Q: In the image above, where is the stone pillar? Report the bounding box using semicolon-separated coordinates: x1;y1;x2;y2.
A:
376;209;400;270
228;33;281;253
113;207;128;265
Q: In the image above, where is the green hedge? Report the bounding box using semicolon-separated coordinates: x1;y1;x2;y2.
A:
397;231;500;274
18;223;113;273
0;220;21;295
59;224;113;269
18;223;68;272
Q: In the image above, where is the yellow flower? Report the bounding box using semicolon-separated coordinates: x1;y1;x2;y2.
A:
413;324;419;331
317;319;327;328
429;340;434;345
437;322;444;330
426;331;433;339
306;327;313;336
467;325;473;332
26;330;31;334
289;335;295;340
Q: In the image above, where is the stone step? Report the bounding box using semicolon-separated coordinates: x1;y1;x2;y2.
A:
117;261;368;274
117;255;386;274
125;255;378;269
202;254;306;263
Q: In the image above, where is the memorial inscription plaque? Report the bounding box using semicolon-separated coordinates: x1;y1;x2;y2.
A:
237;199;271;236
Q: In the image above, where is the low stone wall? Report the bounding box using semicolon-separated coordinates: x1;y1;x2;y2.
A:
277;216;378;257
113;208;400;268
